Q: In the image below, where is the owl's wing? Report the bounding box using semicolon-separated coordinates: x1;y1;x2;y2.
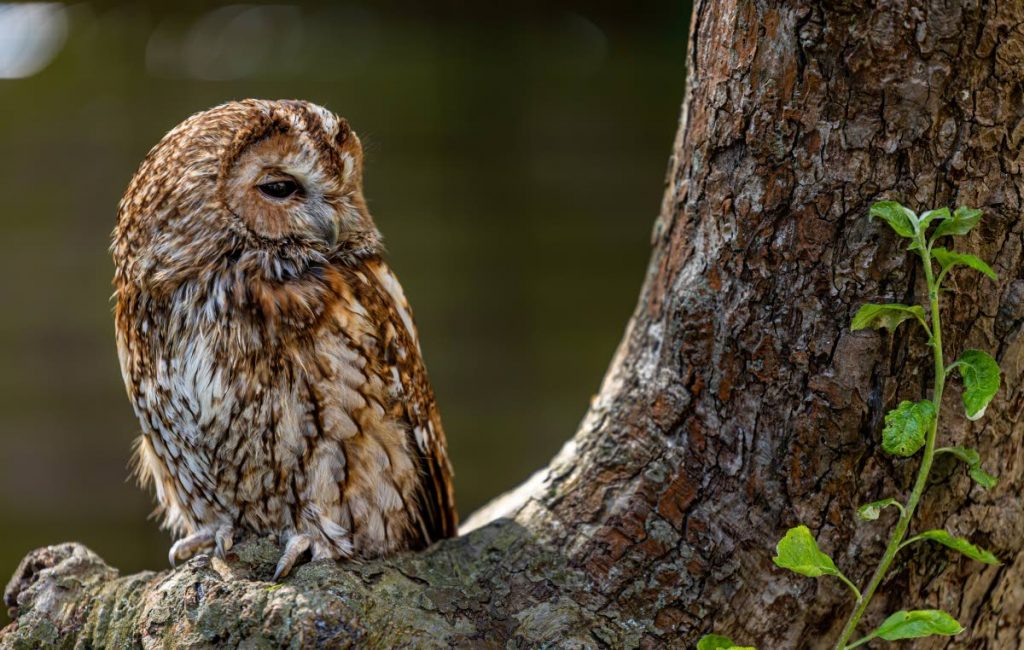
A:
354;259;458;543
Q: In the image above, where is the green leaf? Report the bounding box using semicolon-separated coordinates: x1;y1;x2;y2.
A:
857;498;902;521
870;201;917;238
918;207;950;230
696;635;733;650
970;465;999;489
938;446;998;489
772;525;840;578
772;526;862;599
910;530;1000;564
850;303;927;332
697;634;755;650
932;247;997;281
868;610;963;641
881;400;935;457
931;205;982;240
956;349;1001;420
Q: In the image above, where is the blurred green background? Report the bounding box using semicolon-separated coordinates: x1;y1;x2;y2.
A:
0;0;688;604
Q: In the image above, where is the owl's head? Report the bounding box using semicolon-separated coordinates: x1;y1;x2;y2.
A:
113;99;379;293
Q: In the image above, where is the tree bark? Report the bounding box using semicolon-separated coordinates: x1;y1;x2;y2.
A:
5;1;1024;648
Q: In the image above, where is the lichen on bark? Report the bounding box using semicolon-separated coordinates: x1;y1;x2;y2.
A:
2;522;632;649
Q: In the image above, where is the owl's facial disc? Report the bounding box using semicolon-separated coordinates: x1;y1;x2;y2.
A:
225;131;346;251
250;170;339;248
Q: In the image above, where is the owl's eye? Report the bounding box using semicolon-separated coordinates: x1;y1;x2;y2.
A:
258;179;301;199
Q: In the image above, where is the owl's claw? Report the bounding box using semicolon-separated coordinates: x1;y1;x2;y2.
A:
273;533;312;581
169;524;234;566
168;529;215;567
215;524;234;557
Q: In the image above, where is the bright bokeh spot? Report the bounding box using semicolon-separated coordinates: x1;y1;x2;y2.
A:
0;3;68;79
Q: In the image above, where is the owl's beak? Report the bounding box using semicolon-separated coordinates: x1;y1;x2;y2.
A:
319;217;340;249
305;206;339;249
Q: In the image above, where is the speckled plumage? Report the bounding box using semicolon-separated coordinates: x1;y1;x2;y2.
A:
112;99;457;577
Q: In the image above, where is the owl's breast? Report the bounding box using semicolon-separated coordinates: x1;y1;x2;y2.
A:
119;262;444;552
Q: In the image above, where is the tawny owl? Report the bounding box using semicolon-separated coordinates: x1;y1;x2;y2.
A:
111;99;457;579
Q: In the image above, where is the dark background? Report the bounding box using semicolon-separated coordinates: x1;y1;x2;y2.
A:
0;0;688;606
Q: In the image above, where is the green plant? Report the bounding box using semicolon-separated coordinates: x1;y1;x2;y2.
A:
698;202;1002;649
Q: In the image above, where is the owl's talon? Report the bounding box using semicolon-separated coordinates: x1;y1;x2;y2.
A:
168;529;215;567
215;524;234;557
273;533;312;581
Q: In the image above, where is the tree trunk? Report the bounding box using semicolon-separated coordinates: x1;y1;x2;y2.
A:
5;2;1024;648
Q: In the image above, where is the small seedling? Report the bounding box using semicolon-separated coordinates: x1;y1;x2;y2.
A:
699;202;1002;649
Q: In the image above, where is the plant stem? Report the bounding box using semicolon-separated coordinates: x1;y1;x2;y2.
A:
833;239;946;650
845;634;874;650
835;572;863;601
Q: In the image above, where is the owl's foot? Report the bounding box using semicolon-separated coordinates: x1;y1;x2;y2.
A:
169;529;214;567
214;524;234;556
168;524;234;567
272;529;353;580
273;533;312;581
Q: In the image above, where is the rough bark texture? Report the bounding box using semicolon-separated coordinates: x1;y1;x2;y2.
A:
5;1;1024;648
